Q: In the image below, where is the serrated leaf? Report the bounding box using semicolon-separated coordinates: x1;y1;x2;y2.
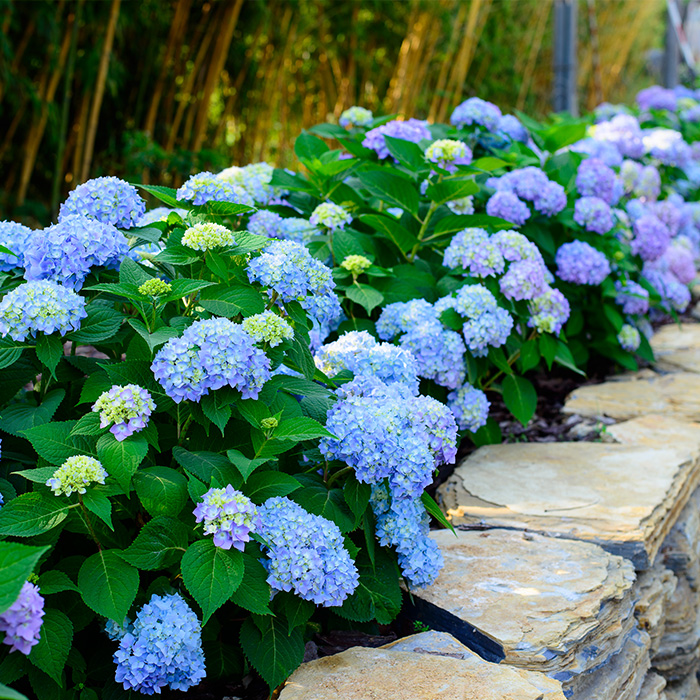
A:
292;475;356;533
96;433;148;491
230;555;271;614
346;284;384;313
383;135;427;171
226;450;269;481
127;319;180;353
181;540;243;624
133;467;188;517
198;284;266;318
294;131;329;162
0;493;72;537
37;570;79;596
420;491;454;533
0;542;49;612
35;335;63;378
66;306;124;344
344;478;371;520
359;214;418;256
244;471;301;504
82;489;113;529
273;416;334;441
0;390;65;437
119;516;188;570
200;200;255;217
28;609;72;684
78;550;138;622
432;213;514;236
502;374;538;427
11;467;56;484
357;171;419;215
136;184;185;209
22;421;83;464
172;447;241;487
240;615;304;690
201;392;233;436
425;178;479;205
70;412;104;437
273;592;314;634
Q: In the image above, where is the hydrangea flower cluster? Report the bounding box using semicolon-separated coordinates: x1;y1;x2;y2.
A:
570;138;623;167
181;222;235;250
241;310;294;347
257;497;359;606
615;280;650;316
176;171;254;207
424;139;473;171
658;238;696;284
370;484;443;588
193;486;260;551
247;239;341;330
631;214;671;261
642;128;692;168
247;210;285;239
24;214;129;289
59;176;146;229
617;324;641;352
527;287;571;335
339;106;373;128
151;317;271;402
575;158;623;205
321;376;457;499
362;118;431;159
0;221;34;271
0;581;44;655
217;162;279;205
0;280;86;341
340;254;372;276
46;455;108;497
136;206;187;227
309;202;353;231
450;97;502;130
643;263;691;313
573;196;615;235
590;114;644;159
636;85;677;112
113;593;205;694
497;114;529;142
278;217;318;243
555;241;611;286
486;190;531;225
443;228;504;277
620;160;661;201
446;384;490;433
314;330;419;392
139;278;172;297
446;195;475;215
92;384;155;441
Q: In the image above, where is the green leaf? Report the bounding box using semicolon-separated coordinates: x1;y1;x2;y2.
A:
273;416;334;441
239;615;304;690
343;477;371;520
119;256;153;287
421;491;454;533
172;447;241;487
133;467;188;517
293;475;355;533
35;335;63;378
202;201;255;217
226;450;269;481
244;471;301;504
284;336;316;379
0;493;72;537
82;488;113;529
539;333;557;369
554;341;586;376
230;555;272;614
470;156;508;171
181;540;244;624
12;467;56;484
432;213;513;237
119;516;188;570
542;122;587;152
295;131;329;162
198;284;266;317
0;683;28;700
28;609;72;684
159;278;216;302
0;339;23;370
519;339;540;373
383;135;427;171
425;178;479;205
269;169;316;194
0;390;65;437
0;542;49;612
78;550;139;621
201;392;233;436
471;417;502;446
603;304;624;332
205;250;229;281
127;319;180;353
135;184;185;209
66;306;124;344
346;283;384;314
359;214;418;255
357;171;419;215
96;433;148;491
273;592;314;634
36;570;79;596
502;374;538;427
69;412;104;437
22;421;82;464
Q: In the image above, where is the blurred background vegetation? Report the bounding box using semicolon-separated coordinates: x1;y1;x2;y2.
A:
0;0;665;225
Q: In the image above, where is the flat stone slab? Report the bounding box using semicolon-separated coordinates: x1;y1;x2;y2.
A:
277;646;567;700
563;373;700;423
650;323;700;373
438;439;700;569
411;529;635;684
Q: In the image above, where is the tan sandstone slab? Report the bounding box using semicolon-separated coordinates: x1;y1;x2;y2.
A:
411;529;635;681
650;323;700;373
563;373;700;422
437;440;700;569
277;646;566;700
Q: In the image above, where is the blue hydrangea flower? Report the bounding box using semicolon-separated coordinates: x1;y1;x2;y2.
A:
315;330;419;392
321;376;457;499
339;106;373;128
114;593;205;694
497;114;529;142
193;485;260;550
618;324;641;352
643;264;691;313
574;196;615;235
446;384;490;432
637;85;677;112
555;241;611;285
362;119;431;159
247;210;286;239
491;230;543;263
450;97;502;130
278;217;318;243
258;497;359;606
621;161;661;201
46;455;108;496
136;207;187;227
499;259;548;301
0;581;44;655
650;200;682;237
527;287;571;335
591;114;644;159
151;317;271;402
0;280;86;341
92;384;155;441
615;280;650;316
631;214;671;261
0;221;34;272
533;182;567;216
642;128;692;168
443;228;505;278
371;484;443;588
461;308;513;357
450;284;498;317
24;215;129;290
424;139;473;172
486;191;530;225
177;171;254;207
488;167;549;201
376;299;439;341
218;162;278;205
576;158;622;205
59;177;146;229
570;138;623;167
309;202;352;231
241;310;294;347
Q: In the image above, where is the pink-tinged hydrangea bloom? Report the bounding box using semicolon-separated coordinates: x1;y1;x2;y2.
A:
92;384;155;441
0;581;44;655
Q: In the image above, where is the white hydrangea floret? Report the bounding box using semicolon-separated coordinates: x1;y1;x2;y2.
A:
46;455;108;497
242;311;294;347
181;223;235;251
340;255;372;276
309;202;352;232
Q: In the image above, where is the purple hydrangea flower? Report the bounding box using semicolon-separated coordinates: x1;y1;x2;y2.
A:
592;114;644;159
533;182;567;216
615;280;650;316
643;128;692;168
0;581;44;655
575;158;622;205
661;239;696;284
92;384;155;441
193;485;260;550
442;228;505;278
488;167;549;200
176;171;254;207
643;263;691;313
486;191;530;225
499;259;548;301
446;384;490;432
570;138;623;167
450;97;502;130
362;119;431;159
555;241;611;285
258;497;359;606
636;85;677;112
496;114;528;142
0;221;34;272
59;176;146;229
247;210;285;238
631;214;671;261
527;287;571;335
573;196;615;234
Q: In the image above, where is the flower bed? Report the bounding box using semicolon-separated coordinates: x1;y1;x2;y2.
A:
0;83;699;699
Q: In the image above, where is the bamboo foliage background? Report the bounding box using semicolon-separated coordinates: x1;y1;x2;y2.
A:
0;0;665;224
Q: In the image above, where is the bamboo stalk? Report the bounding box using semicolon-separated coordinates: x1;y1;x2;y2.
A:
517;0;551;111
79;0;121;184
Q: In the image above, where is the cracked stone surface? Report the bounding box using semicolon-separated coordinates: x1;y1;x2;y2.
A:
650;323;700;373
277;645;567;700
638;672;668;700
437;439;700;569
634;562;677;656
664;673;700;700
